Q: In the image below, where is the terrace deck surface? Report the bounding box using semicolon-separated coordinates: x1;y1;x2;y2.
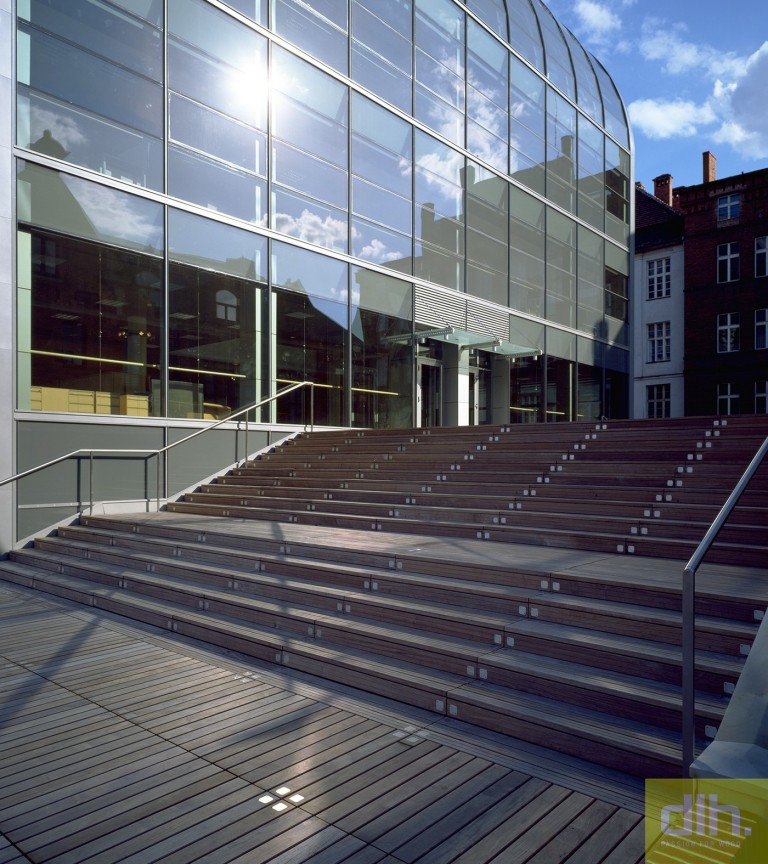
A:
0;570;647;864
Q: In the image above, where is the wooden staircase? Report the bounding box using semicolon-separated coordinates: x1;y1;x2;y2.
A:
1;416;767;779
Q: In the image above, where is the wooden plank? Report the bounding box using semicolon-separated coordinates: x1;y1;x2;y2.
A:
555;806;643;864
392;775;550;864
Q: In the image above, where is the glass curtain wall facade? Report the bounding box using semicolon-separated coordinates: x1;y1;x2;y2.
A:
12;0;632;428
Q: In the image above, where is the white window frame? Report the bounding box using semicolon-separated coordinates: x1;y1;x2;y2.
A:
647;383;670;419
717;312;740;353
717;382;739;416
717;242;740;283
647;321;670;363
647;257;671;300
756;309;768;351
756;236;767;278
717;194;740;220
756;381;768;415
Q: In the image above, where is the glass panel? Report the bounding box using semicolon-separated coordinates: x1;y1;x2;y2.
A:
353;177;411;235
19;22;162;138
546;208;576;328
466;0;508;41
169;209;267;282
271;48;348;168
466;163;508;304
17;160;163;254
536;4;574;98
20;0;162;80
510;56;545;192
18;88;163;191
272;241;349;303
561;27;602;124
605;139;630;243
505;0;544;69
546;88;577;213
351;43;413;113
509;185;545;316
272;0;349;74
273;141;348;210
352;218;412;270
169;93;267;176
221;0;267;26
168;0;268;129
351;267;413;427
352;94;412;199
577;115;604;230
577;226;604;335
415;130;464;220
352;2;412;72
168;262;261;419
592;58;629;146
414;0;465;142
272;188;348;253
545;353;574;421
168;145;265;224
273;289;347;426
19;227;163;416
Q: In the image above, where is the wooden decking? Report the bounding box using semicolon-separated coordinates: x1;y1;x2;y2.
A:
0;580;646;864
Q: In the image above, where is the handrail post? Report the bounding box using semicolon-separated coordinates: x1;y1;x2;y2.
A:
89;452;93;515
681;564;696;775
310;382;315;432
156;452;161;513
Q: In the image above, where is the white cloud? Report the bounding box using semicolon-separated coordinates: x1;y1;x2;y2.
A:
627;98;716;140
573;1;622;44
716;42;768;159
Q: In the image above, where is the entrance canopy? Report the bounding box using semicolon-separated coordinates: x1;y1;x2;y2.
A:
412;326;542;359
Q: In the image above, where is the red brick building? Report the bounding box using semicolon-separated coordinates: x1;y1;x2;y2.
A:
652;153;768;417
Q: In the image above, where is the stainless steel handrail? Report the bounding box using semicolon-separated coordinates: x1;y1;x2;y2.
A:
1;381;316;513
681;433;768;774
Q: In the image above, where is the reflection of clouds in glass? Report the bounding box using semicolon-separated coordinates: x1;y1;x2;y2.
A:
62;176;163;250
416;146;463;214
357;237;402;264
30;105;86;151
274;209;347;251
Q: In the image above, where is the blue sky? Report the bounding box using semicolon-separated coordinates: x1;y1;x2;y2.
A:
545;0;768;189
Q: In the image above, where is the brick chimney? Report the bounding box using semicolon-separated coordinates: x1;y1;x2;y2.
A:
703;150;717;183
653;174;674;207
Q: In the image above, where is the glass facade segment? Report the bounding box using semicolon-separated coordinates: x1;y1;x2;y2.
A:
466;162;509;305
591;57;629;147
271;0;349;74
509;56;545;193
561;28;602;124
504;0;543;69
535;4;575;100
509;185;545;317
273;288;347;426
467;19;508;172
17;162;164;416
220;0;268;26
605;138;630;243
577;226;604;335
168;0;267;129
414;0;465;144
351;0;413;113
18;1;163;190
546;207;577;328
577;115;605;230
546;88;577;213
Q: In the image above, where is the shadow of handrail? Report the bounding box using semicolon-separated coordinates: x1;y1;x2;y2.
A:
1;381;315;515
681;434;768;774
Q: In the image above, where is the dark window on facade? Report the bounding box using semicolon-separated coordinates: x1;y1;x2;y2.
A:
646;383;670;419
647;321;670;362
717;312;740;353
717;194;740;220
756;236;767;278
756;309;767;351
717;242;740;283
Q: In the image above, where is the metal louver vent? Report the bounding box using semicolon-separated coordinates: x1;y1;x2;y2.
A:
414;286;467;329
466;299;509;341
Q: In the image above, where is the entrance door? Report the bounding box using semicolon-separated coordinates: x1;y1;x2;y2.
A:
417;358;442;427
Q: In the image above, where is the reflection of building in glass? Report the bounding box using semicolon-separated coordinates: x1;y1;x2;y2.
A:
4;0;632;436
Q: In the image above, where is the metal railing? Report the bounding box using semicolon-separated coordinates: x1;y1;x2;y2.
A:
1;381;315;516
681;434;768;774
